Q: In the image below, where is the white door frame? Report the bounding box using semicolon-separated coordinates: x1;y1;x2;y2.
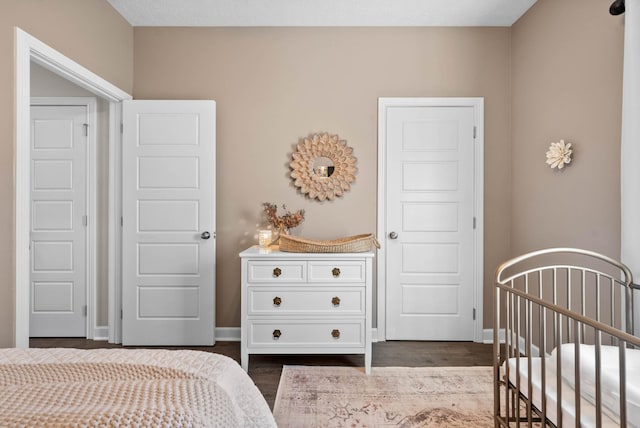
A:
30;97;97;338
376;97;484;342
15;27;131;347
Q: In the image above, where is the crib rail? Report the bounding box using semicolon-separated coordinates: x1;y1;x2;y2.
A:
493;248;640;428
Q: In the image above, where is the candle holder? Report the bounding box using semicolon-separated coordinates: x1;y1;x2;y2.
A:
258;230;273;248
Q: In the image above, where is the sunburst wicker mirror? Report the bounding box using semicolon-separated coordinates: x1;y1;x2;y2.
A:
290;133;357;201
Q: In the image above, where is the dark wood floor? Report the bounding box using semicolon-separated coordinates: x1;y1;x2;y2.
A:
30;338;492;409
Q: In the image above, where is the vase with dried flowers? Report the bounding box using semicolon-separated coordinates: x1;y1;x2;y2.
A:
262;202;305;244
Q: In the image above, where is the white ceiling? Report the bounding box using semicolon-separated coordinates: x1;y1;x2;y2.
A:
107;0;538;27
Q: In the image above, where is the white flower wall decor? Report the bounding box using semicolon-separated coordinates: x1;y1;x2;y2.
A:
545;139;573;170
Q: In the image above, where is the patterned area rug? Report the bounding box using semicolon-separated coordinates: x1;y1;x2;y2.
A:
273;365;494;428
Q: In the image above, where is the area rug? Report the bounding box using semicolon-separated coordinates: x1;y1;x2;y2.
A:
273;365;494;428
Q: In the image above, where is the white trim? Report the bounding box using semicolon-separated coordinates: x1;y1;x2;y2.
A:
93;326;109;341
482;328;542;357
376;100;387;342
376;97;485;342
15;27;131;348
472;99;485;342
215;327;240;341
15;28;31;348
483;328;504;344
30;97;98;339
108;102;124;344
620;0;640;336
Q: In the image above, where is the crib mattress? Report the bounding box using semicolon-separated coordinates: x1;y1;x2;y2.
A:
506;344;640;428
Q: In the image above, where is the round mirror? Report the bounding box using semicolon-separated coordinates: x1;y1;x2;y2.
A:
290;133;357;201
311;157;335;177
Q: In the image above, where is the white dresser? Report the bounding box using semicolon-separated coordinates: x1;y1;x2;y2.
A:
239;246;374;374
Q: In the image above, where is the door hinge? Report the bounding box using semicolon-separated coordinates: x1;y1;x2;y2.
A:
120;122;123;134
83;123;88;137
473;308;476;320
121;216;123;227
473;126;477;139
473;217;476;229
83;305;88;317
120;309;123;320
83;215;88;227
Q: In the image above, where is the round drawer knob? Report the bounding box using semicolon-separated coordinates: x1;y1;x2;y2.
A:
273;267;282;277
331;296;341;306
331;329;341;339
273;296;282;306
272;329;282;339
332;267;341;277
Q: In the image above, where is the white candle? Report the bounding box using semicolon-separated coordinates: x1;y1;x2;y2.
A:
258;230;273;248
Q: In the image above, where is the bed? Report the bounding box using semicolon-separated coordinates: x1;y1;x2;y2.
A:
494;248;640;427
0;348;276;427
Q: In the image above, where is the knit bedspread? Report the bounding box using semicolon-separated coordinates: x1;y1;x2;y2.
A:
0;348;276;427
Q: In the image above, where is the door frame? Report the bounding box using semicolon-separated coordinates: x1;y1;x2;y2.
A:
376;97;484;342
30;97;97;338
15;27;131;347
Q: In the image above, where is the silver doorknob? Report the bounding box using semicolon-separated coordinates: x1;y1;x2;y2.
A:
201;231;211;240
389;231;398;239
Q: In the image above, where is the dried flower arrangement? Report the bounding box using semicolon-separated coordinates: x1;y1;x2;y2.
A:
262;202;305;234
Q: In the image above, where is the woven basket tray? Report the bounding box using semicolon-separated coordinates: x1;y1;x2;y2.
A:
278;233;380;253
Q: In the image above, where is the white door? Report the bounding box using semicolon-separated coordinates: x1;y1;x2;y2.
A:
383;102;479;340
30;105;88;337
122;100;216;346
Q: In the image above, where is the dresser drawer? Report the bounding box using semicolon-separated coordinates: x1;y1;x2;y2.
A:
248;320;364;347
308;261;366;282
247;286;365;315
247;260;306;282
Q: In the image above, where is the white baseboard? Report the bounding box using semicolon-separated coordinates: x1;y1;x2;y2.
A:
215;327;240;341
483;328;542;357
92;326;109;341
482;328;504;344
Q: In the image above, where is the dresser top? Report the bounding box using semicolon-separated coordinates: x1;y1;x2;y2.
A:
239;245;375;259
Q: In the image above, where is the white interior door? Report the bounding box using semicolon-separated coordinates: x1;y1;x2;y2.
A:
384;102;478;340
122;100;216;346
30;104;87;337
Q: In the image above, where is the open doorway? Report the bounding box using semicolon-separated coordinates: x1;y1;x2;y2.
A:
15;27;131;347
30;65;106;340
